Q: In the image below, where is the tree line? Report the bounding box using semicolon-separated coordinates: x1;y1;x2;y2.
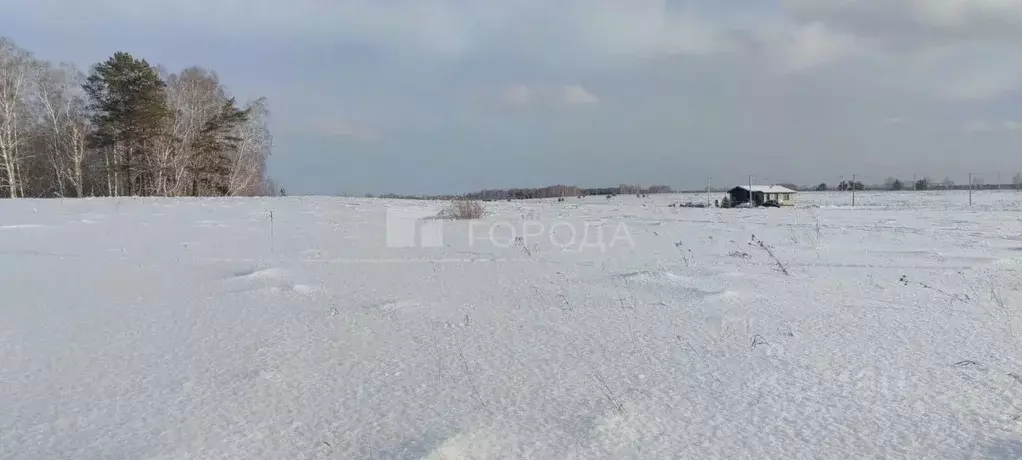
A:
0;37;273;198
809;175;1022;192
463;184;674;200
364;184;676;201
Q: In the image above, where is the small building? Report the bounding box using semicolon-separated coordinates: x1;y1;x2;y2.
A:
727;185;797;207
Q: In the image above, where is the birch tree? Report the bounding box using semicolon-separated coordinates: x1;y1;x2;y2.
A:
161;68;270;197
35;63;91;197
158;67;226;196
0;38;38;198
226;97;272;196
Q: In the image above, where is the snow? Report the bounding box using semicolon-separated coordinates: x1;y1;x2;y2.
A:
2;191;1022;459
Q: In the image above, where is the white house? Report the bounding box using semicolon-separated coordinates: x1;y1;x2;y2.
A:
727;185;797;207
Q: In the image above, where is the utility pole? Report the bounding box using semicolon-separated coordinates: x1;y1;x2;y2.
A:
749;175;754;206
706;177;711;207
852;174;856;207
969;172;973;206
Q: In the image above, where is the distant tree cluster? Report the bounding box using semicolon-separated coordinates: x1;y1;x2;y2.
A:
581;183;672;197
783;175;1022;193
837;180;865;191
467;185;582;200
884;177;904;191
0;37;274;198
463;184;674;200
646;185;674;194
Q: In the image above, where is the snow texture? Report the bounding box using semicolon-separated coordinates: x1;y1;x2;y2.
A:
2;191;1022;459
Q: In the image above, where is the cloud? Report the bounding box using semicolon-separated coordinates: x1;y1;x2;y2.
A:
500;84;600;108
765;21;868;72
559;85;600;106
554;1;729;59
943;71;1022;102
21;0;1018;98
909;0;1022;30
964;120;1022;133
906;42;1022;101
778;0;1022;99
964;120;995;133
502;85;534;107
19;0;494;56
783;0;1022;34
7;0;1022;195
13;0;732;65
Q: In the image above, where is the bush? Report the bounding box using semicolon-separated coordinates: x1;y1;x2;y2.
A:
440;199;486;220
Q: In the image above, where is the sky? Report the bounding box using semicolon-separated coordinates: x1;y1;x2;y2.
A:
4;0;1022;195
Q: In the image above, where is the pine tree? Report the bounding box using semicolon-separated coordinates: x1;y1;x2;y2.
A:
83;52;171;196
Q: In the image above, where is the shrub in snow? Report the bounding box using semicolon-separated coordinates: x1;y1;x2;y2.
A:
440;200;486;220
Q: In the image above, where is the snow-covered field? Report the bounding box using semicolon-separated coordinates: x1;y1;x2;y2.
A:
3;191;1022;459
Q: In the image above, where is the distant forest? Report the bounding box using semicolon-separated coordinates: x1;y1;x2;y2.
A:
465;184;674;200
0;37;274;198
812;175;1022;192
369;184;675;200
